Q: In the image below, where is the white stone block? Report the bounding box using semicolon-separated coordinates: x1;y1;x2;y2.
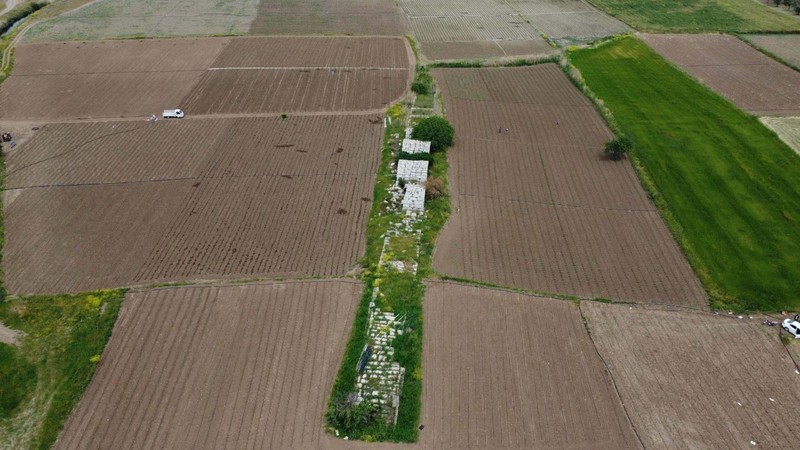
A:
402;184;426;211
402;138;431;154
396;160;429;183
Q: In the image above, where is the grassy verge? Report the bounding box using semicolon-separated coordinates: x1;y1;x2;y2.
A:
588;0;800;32
0;290;125;449
569;37;800;312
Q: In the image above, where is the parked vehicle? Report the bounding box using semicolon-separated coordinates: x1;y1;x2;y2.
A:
782;319;800;339
162;109;184;119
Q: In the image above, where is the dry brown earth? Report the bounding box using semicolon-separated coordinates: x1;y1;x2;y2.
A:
182;68;408;114
432;65;705;306
211;36;410;69
745;34;800;68
54;280;362;450
0;36;411;120
641;33;800;115
419;281;640;449
249;0;409;35
3;115;383;294
582;301;800;449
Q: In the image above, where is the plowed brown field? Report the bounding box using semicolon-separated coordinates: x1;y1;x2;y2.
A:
3;115;383;294
0;36;411;120
432;65;705;306
582;301;800;449
249;0;409;35
420;281;640;449
641;34;800;116
54;280;362;450
182;68;408;114
0;39;228;121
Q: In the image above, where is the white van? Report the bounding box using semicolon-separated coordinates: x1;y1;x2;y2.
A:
162;109;185;119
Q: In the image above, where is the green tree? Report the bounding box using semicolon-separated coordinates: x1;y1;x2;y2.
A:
603;135;632;161
412;116;454;152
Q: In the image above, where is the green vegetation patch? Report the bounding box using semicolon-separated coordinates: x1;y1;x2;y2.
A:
589;0;800;32
0;290;125;449
0;343;36;419
570;37;800;312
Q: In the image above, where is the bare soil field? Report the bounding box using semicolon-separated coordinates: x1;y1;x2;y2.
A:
0;36;410;120
744;33;800;68
23;0;260;42
211;36;409;69
54;280;361;450
582;301;800;449
249;0;409;36
3;115;383;294
420;281;640;449
0;39;228;121
761;116;800;155
182;68;408;114
525;11;630;41
3;181;194;295
11;38;230;74
432;65;705;306
641;33;800;115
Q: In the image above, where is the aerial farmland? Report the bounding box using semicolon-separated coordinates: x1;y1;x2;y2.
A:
0;0;799;449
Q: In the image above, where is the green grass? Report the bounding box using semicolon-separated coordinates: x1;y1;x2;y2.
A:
0;290;125;449
589;0;800;32
414;94;434;109
569;37;800;312
0;343;36;419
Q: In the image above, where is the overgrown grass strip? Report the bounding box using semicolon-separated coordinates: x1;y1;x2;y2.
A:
569;37;800;312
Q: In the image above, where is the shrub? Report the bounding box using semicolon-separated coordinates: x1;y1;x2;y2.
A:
411;67;433;95
412;116;454;152
424;177;446;200
603;135;632;161
327;394;378;434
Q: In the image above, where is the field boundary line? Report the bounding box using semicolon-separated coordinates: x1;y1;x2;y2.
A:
207;66;410;71
453;192;658;213
578;301;647;450
3;168;382;190
126;277;362;295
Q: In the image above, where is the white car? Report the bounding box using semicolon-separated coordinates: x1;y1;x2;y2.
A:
782;319;800;339
162;109;184;119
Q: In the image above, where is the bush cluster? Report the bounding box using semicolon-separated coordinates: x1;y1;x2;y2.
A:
411;65;434;95
411;116;454;152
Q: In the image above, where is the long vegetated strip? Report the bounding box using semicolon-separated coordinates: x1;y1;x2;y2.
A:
569;37;800;312
587;0;800;32
326;92;451;441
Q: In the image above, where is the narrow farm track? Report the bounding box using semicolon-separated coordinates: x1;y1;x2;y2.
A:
432;65;706;306
54;281;363;450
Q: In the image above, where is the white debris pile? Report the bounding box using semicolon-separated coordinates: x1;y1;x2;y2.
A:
402;138;431;154
396;159;429;184
402;184;425;211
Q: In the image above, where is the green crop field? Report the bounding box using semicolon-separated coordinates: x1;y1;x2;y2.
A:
588;0;800;32
569;37;800;312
